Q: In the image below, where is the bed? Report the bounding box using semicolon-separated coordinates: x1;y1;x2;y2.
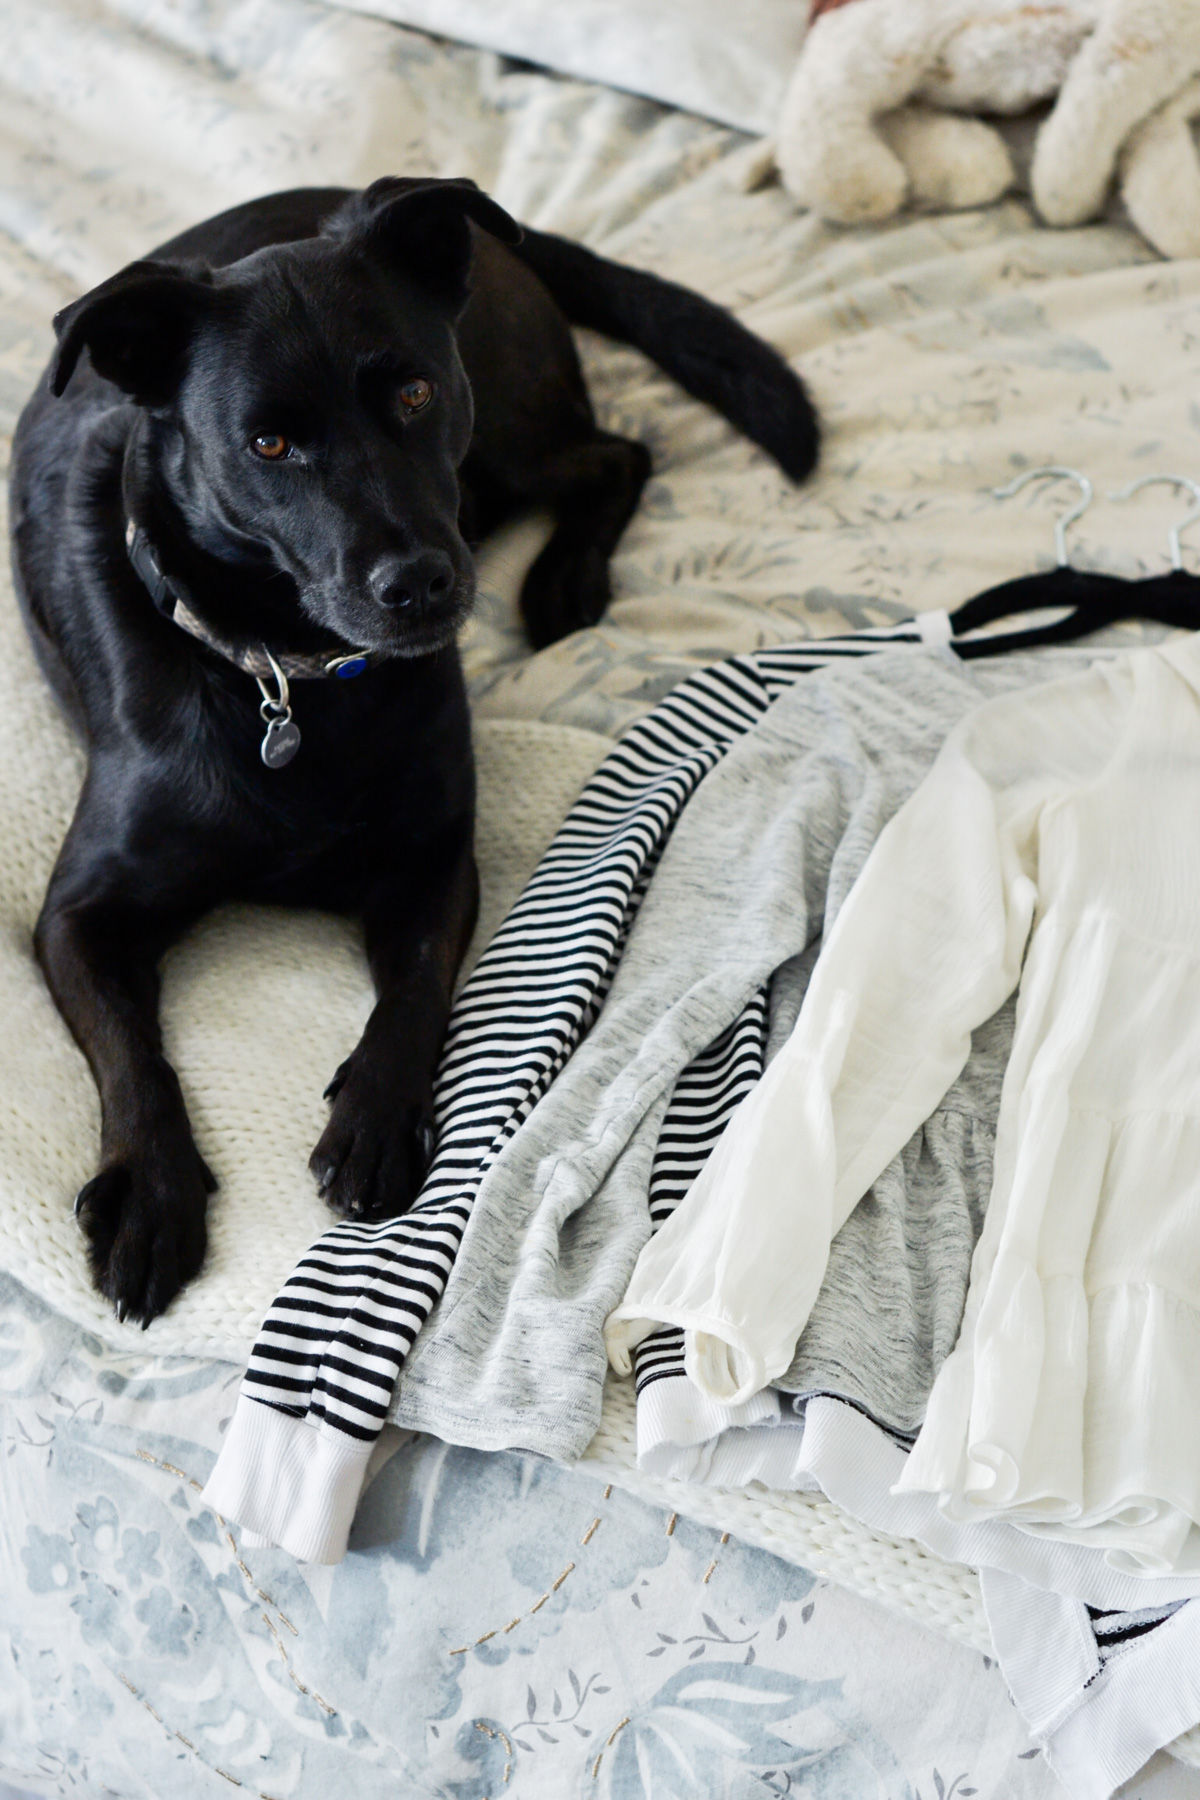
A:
2;0;1200;1793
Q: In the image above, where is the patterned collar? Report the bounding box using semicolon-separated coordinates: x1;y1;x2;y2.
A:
124;521;370;683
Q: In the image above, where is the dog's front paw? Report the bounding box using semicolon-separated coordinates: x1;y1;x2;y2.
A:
75;1136;216;1327
310;1055;436;1219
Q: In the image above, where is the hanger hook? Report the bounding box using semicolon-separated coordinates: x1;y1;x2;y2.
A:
992;467;1093;568
1107;474;1200;571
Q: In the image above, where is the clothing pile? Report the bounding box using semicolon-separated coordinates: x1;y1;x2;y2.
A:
207;596;1200;1798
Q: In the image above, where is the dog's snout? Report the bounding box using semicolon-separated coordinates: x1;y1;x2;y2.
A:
369;550;455;613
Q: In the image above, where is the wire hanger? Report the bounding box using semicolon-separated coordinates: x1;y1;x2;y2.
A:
1000;466;1094;569
948;467;1130;653
1104;475;1200;624
1110;474;1200;570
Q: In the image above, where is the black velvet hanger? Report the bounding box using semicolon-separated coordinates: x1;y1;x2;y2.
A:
930;471;1200;660
950;566;1200;659
948;566;1152;659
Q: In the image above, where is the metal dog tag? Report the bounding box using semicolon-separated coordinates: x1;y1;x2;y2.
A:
261;715;301;768
255;645;301;769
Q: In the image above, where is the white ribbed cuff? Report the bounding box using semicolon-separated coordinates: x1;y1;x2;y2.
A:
202;1394;373;1564
637;1377;812;1488
637;1390;1200;1611
978;1571;1098;1739
1046;1597;1200;1798
983;1567;1200;1798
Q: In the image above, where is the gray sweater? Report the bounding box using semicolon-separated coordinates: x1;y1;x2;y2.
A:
391;644;1102;1457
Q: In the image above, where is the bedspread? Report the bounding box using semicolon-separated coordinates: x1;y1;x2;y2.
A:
0;1270;1059;1798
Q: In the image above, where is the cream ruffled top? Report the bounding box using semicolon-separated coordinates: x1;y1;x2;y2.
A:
606;635;1200;1572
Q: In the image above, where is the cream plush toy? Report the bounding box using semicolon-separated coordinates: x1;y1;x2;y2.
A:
774;0;1200;258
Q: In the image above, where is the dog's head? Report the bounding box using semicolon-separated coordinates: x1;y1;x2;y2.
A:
49;177;522;659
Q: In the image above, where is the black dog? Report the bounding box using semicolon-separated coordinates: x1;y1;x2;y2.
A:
10;175;818;1326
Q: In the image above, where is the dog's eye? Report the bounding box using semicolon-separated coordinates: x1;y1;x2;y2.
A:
397;378;433;414
251;433;291;460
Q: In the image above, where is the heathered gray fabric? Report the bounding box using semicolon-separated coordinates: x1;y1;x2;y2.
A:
390;645;1105;1460
761;895;1014;1433
777;997;1014;1434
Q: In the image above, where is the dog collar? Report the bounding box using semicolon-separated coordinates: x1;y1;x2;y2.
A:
124;522;371;684
125;521;371;769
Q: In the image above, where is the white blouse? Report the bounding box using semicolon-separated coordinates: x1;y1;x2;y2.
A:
606;636;1200;1571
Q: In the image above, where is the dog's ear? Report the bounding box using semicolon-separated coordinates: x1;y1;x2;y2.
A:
326;176;522;310
50;260;217;402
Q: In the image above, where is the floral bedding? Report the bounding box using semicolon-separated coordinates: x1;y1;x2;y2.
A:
0;1272;1056;1797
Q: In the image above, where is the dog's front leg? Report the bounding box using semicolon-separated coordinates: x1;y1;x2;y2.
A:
310;820;478;1218
35;841;214;1326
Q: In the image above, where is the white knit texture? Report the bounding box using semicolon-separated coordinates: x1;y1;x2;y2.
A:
0;518;611;1361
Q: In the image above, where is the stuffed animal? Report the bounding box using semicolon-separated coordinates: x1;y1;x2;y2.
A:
773;0;1200;258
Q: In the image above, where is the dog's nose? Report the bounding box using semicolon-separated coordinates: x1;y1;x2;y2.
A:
368;550;455;614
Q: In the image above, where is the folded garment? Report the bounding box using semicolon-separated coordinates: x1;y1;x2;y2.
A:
632;863;1200;1598
609;632;1200;1797
612;632;1200;1579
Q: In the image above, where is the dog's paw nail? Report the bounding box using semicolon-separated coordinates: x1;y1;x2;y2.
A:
115;1300;127;1324
323;1060;350;1102
74;1172;106;1221
141;1316;151;1332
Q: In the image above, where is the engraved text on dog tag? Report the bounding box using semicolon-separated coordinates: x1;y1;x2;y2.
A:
261;715;302;768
